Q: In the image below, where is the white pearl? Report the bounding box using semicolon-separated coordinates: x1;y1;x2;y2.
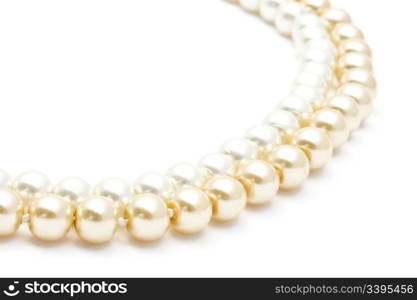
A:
294;72;326;90
303;39;336;56
126;193;169;242
259;0;284;23
221;138;257;161
239;0;260;12
167;163;208;187
299;61;332;82
294;12;323;30
303;48;335;66
0;188;24;236
199;153;235;176
93;178;132;205
134;172;174;200
278;95;313;125
245;124;282;154
237;160;280;205
12;171;50;203
265;109;300;137
274;1;305;37
53;177;90;203
29;194;74;241
291;84;324;107
293;25;328;49
0;170;11;188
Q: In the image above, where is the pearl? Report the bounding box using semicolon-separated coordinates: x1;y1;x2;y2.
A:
239;0;260;12
291;84;324;108
299;61;332;82
134;172;174;200
236;160;279;205
340;68;377;92
293;25;328;48
265;109;300;138
29;194;74;241
169;187;212;234
274;1;305;37
320;8;351;28
279;95;313;126
311;108;349;149
199;153;235;176
259;0;285;23
125;193;169;242
294;72;326;90
12;171;50;204
0;188;24;236
221;138;257;161
75;196;118;244
168;163;208;187
53;177;90;203
0;170;11;188
267;145;310;190
326;95;361;131
337;52;373;78
301;0;330;14
337;83;373;120
245;124;282;156
93;178;132;205
338;38;372;58
292;127;333;170
303;48;335;66
303;39;336;56
295;13;323;30
205;175;247;222
331;22;364;44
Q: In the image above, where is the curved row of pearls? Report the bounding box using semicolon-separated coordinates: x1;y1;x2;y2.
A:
0;0;375;244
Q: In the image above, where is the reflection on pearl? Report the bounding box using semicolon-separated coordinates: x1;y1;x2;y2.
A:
29;194;74;241
326;95;361;131
303;0;330;14
267;145;310;190
237;160;279;205
320;8;351;29
0;188;24;236
265;109;300;138
168;163;208;187
12;171;50;203
205;175;247;222
311;108;349;149
0;170;11;188
239;0;260;12
169;187;212;234
75;196;118;244
340;68;377;92
337;83;373;120
292;127;333;170
291;84;324;108
279;95;313;126
221;138;257;161
337;52;373;77
259;0;284;23
93;178;132;205
53;177;90;203
274;1;305;37
134;172;174;201
331;22;364;44
199;153;235;176
126;193;169;242
245;124;282;157
338;38;372;58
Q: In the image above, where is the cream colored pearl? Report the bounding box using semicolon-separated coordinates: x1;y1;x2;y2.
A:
29;194;74;241
267;145;310;190
337;52;373;78
331;22;364;44
265;109;300;138
12;171;50;203
0;188;24;236
320;8;351;28
279;95;313;126
326;95;361;131
294;72;326;92
134;172;174;200
0;170;11;188
300;61;332;82
291;84;324;108
301;0;330;14
295;12;323;30
125;193;169;242
239;0;260;12
53;177;90;203
337;83;373;120
260;0;284;23
292;127;333;170
340;68;377;92
311;108;349;149
245;124;282;156
293;26;328;48
93;178;132;205
169;187;212;234
75;196;118;244
205;175;247;222
237;160;279;205
168;163;208;187
274;1;305;37
221;138;257;161
303;48;335;66
199;153;236;176
338;38;372;58
303;39;336;56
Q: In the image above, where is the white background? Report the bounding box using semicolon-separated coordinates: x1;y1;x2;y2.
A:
0;0;415;277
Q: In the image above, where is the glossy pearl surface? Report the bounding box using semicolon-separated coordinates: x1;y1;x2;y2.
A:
53;177;90;203
12;171;50;203
311;108;349;149
199;153;235;176
0;188;24;236
93;178;132;205
134;173;174;200
326;95;361;131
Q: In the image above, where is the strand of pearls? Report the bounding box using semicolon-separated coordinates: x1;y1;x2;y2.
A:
0;0;375;244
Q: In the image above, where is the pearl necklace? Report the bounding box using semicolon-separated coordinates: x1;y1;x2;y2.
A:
0;0;375;244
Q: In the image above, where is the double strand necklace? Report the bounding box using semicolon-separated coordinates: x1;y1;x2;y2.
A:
0;0;376;244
